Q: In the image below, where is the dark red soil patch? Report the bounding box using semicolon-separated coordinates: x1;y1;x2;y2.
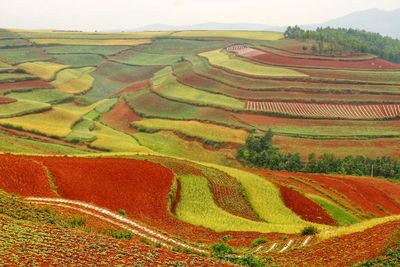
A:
114;80;149;96
0;96;16;104
0;79;53;92
279;185;336;225
271;220;400;267
0;155;56;197
101;100;141;134
244;48;400;70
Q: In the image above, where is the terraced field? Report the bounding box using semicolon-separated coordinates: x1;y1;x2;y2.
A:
1;28;400;266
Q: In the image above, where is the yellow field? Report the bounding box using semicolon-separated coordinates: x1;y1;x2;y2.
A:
200;49;307;78
172;30;284;41
55;99;110;116
89;122;152;153
133;119;248;143
30;38;152;46
18;61;67;81
0;107;80;138
51;67;95;94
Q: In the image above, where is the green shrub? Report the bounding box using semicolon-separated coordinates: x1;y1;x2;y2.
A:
118;209;126;216
251;238;267;248
109;229;132;240
301;226;319;236
211;242;233;259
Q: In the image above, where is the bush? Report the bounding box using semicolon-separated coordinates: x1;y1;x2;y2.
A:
109;229;132;240
65;216;85;228
118;209;126;216
211;242;233;259
301;226;319;236
233;254;268;267
251;238;267;248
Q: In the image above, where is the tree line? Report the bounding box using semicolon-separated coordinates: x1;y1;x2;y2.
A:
237;130;400;180
284;26;400;63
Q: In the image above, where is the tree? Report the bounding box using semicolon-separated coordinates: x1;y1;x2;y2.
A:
302;45;308;53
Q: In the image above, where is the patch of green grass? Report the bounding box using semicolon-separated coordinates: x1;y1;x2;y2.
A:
83;61;161;103
7;89;72;104
0;73;34;82
0;47;51;64
152;67;245;110
0;100;51;118
66;118;97;143
125;88;246;128
89;122;151;153
133;118;248;144
308;194;360;226
43;45;130;56
200;49;307;78
112;50;182;66
134;131;239;166
52;54;105;67
0;130;86;154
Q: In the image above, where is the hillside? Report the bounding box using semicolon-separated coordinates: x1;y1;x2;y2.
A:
1;28;400;266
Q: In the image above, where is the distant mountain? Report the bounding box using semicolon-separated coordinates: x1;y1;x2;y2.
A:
308;8;400;39
131;8;400;39
133;22;286;32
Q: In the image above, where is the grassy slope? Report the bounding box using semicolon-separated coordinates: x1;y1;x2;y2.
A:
0;100;51;118
200;49;307;78
152;67;245;110
7;89;71;104
133;118;248;144
18;61;67;81
52;67;95;94
134;131;240;166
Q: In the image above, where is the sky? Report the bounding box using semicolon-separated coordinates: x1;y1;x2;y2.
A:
0;0;399;31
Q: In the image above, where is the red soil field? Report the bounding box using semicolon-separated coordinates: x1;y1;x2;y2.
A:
0;79;53;92
246;101;400;119
0;96;16;104
239;47;400;70
271;220;400;267
19;155;272;245
0;216;232;266
113;79;149;96
0;155;56;197
101;100;141;134
294;173;400;216
279;185;336;225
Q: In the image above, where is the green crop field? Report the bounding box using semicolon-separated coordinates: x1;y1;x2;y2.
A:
43;45;130;56
0;47;52;64
0;73;34;83
134;131;239;166
30;38;152;46
112;50;182;66
133;118;248;144
308;194;360;226
152;67;245;110
18;61;67;81
125;88;247;128
52;67;95;94
6;89;71;104
0;107;80;138
0;100;50;118
52;54;105;67
200;49;307;78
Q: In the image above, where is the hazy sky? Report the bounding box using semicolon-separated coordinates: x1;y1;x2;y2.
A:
1;0;399;31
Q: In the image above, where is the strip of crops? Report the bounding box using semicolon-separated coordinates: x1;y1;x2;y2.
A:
30;38;152;46
233;46;400;70
246;101;400;119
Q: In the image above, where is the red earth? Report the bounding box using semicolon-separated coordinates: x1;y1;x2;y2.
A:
0;96;16;104
243;48;400;70
113;79;150;96
271;220;400;267
101;99;141;134
0;79;53;92
0;155;56;197
279;185;336;225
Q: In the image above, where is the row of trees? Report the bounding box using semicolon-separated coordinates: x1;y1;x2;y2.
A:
237;130;400;180
284;26;400;63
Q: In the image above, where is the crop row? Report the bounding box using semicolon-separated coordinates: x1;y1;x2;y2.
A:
246;101;400;119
